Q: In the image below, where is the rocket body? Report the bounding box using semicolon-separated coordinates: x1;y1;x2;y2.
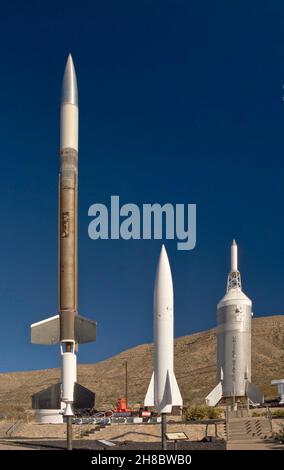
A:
144;245;182;414
59;55;79;342
206;241;263;406
31;55;96;416
154;245;174;412
217;282;252;396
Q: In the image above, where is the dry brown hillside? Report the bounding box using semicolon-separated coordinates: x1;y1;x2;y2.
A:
0;315;283;416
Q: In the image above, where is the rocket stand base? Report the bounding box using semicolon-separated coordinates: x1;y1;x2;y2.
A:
67;416;73;450
161;413;167;451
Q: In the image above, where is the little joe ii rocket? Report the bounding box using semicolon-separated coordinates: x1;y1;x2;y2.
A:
30;55;97;418
206;240;263;407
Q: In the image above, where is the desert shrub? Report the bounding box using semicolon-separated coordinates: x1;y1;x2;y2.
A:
207;407;223;419
0;405;28;421
185;405;222;421
272;409;284;418
252;408;284;418
186;405;207;420
274;424;284;444
252;411;267;417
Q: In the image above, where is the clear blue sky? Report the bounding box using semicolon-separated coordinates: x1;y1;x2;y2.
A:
0;1;283;372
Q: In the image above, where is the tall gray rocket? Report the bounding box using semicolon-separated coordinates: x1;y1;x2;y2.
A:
30;55;97;416
206;240;263;407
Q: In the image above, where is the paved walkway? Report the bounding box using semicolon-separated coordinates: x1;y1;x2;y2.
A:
227;439;284;450
0;442;40;450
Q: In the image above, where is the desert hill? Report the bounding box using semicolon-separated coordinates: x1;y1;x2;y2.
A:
0;315;283;416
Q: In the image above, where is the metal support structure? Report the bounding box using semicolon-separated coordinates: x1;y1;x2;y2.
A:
227;270;241;291
266;405;273;434
226;406;229;441
67;416;73;450
245;377;249;413
124;360;128;409
161;413;167;450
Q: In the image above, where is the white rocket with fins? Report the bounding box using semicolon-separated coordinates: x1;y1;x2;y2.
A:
144;245;183;414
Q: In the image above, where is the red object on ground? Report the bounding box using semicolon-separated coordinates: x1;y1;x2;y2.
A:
114;398;131;413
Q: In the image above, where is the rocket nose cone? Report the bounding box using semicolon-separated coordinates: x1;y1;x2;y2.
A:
61;54;78;106
232;239;237;246
159;244;170;268
161;243;166;256
155;244;173;290
154;245;173;311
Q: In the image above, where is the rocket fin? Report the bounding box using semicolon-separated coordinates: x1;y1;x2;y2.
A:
163;371;173;404
169;371;183;406
205;382;223;407
32;383;61;409
31;314;96;345
156;371;173;413
157;370;183;413
32;382;95;410
144;370;182;412
74;315;97;343
144;372;154;407
247;381;264;405
74;383;95;409
31;315;60;345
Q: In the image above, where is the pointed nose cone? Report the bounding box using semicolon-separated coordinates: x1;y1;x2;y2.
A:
158;244;171;275
159;244;170;271
231;238;238;272
61;54;78;106
154;244;173;301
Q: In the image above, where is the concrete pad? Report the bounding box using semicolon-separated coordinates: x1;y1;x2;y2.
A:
0;442;40;450
227;439;283;450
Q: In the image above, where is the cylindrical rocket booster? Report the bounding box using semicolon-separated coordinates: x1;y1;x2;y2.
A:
144;245;182;413
59;54;78;342
61;343;77;403
217;240;252;397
